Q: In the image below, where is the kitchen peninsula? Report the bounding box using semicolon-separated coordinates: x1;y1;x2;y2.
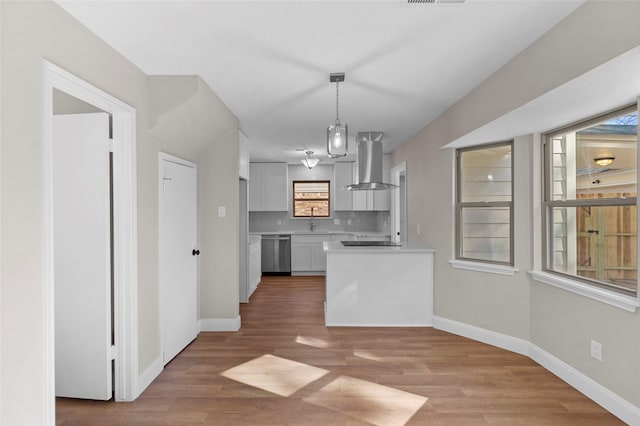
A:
323;241;434;326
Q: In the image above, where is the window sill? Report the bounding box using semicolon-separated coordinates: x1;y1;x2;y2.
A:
290;216;332;220
529;270;639;313
449;259;519;276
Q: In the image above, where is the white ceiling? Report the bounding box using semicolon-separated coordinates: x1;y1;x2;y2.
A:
56;0;584;163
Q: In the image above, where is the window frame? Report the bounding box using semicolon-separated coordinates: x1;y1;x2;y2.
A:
455;140;515;266
292;180;331;218
541;104;638;297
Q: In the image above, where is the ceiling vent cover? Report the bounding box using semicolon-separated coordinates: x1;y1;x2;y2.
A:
406;0;465;4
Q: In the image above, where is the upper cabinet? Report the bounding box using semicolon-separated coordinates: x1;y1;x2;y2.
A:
239;130;250;180
334;156;391;211
333;162;353;211
249;163;288;211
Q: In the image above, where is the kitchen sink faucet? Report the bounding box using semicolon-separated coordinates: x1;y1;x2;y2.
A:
310;207;315;231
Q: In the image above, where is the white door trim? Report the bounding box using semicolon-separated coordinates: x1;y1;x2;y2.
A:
43;61;138;422
390;161;407;243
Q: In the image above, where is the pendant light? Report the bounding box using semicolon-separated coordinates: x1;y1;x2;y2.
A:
327;72;348;158
301;151;320;169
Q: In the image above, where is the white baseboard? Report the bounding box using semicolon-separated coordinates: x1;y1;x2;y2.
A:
135;356;163;399
529;344;640;425
200;315;241;332
433;315;640;425
433;316;529;356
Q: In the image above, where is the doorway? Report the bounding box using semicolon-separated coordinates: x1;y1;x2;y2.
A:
391;162;408;243
159;154;199;365
43;61;138;417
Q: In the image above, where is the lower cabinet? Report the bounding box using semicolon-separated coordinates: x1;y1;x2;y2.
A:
248;237;261;297
291;234;327;274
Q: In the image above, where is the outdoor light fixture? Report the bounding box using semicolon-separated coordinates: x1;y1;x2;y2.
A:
327;72;348;158
594;156;615;167
301;151;320;169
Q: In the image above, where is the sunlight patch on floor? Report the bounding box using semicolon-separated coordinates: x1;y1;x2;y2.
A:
296;335;330;349
220;354;329;397
304;375;428;426
352;349;385;362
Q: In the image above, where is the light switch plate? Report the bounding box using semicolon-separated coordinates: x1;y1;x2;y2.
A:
590;339;602;361
218;206;226;218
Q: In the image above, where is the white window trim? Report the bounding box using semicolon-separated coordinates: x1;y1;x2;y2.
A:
529;270;639;313
449;259;519;276
532;102;640;313
455;141;515;267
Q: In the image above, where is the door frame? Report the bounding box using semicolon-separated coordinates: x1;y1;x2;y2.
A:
158;152;198;364
43;61;139;419
390;161;407;243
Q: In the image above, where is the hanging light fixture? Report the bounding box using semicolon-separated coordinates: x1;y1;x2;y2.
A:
327;72;348;158
301;151;320;169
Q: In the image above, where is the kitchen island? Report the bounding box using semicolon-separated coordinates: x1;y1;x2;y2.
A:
323;241;434;326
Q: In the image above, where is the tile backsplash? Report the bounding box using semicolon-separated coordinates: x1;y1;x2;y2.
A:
250;211;390;234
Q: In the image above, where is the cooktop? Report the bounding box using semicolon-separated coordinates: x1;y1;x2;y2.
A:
340;241;401;247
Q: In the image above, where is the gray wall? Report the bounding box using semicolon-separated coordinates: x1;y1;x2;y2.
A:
391;0;640;409
0;2;238;424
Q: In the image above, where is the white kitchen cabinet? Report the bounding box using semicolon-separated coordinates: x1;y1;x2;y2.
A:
249;163;288;211
291;234;328;273
311;243;326;270
239;130;250;180
291;240;312;271
248;237;261;297
333;162;353;211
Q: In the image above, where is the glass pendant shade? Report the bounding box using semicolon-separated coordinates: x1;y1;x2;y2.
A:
327;122;348;158
301;151;320;169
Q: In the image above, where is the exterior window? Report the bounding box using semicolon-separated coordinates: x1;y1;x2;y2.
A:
543;106;638;296
293;181;330;217
456;142;514;265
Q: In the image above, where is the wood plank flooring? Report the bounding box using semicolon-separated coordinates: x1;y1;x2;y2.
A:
57;276;623;425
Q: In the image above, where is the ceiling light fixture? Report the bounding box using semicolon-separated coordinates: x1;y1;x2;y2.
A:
301;151;320;169
594;156;615;167
327;72;348;158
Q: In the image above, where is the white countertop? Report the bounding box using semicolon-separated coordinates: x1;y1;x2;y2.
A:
250;231;391;237
323;240;435;253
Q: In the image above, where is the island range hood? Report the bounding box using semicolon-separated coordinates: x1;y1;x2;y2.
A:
344;131;398;191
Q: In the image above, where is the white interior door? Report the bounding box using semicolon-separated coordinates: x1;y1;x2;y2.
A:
160;155;198;365
391;162;408;243
53;113;112;400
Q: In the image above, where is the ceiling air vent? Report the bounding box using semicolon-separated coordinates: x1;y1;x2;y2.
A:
406;0;465;4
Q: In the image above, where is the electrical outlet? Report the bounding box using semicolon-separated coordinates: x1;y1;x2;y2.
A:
277;219;282;226
347;218;352;225
218;206;226;218
590;339;602;361
417;224;421;235
334;219;340;225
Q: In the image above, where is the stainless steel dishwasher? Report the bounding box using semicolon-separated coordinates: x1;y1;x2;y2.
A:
261;234;291;275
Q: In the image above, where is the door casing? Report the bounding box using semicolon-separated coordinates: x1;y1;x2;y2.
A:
391;161;408;243
43;61;138;422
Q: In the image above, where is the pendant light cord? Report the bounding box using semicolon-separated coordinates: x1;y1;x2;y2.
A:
335;81;340;124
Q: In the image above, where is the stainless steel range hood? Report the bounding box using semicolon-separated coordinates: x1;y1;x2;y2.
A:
344;132;398;191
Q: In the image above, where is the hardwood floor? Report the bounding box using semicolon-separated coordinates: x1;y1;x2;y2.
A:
57;276;623;425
